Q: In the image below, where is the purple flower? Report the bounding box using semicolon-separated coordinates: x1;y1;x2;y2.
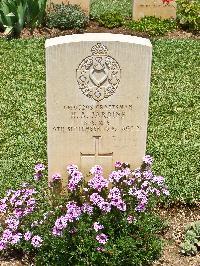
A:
67;170;83;191
141;181;149;188
52;226;62;236
117;201;126;212
96;233;108;245
27;198;36;206
24;231;32;241
143;170;153;180
13;208;23;218
123;178;135;186
90;193;104;206
31;235;43;248
52;173;61;181
99;201;111;213
121;168;131;177
88;175;109;192
34;163;45;173
109;171;122;183
82;203;93;215
143;155;153;166
14;200;23;207
93;222;104;232
108;187;121;199
150;188;161;196
90;165;103;175
34;172;43;181
55;216;68;230
133;168;142;178
0;197;8;204
135;201;147;212
114;161;122;168
153;176;164;185
5;217;19;231
0;203;7;213
0;240;6;250
2;229;12;241
11;233;22;245
67;164;78;175
65;201;82;222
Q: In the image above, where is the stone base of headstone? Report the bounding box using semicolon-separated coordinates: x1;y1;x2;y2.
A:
47;0;90;14
133;0;176;21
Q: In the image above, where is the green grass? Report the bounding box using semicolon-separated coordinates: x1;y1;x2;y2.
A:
148;39;200;203
90;0;132;20
0;38;199;203
0;38;46;191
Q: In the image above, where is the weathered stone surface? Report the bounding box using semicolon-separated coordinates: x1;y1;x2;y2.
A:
45;33;152;183
133;0;176;20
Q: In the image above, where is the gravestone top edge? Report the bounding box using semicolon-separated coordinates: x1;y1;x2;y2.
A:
45;33;152;48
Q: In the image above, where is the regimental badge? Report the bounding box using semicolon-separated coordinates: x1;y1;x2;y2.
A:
76;43;121;102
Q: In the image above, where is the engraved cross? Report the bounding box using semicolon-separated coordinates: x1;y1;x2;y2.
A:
80;136;113;166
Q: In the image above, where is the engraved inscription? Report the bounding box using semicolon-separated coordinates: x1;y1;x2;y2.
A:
52;104;141;133
76;43;121;102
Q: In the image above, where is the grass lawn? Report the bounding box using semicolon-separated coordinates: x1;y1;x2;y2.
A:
0;38;199;203
90;0;132;19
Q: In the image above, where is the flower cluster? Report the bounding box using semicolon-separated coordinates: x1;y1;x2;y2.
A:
51;155;169;250
34;163;45;181
67;164;83;191
88;166;109;192
0;182;43;250
0;156;169;254
52;201;82;236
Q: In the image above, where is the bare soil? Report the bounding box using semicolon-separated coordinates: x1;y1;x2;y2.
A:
153;205;200;266
0;21;199;39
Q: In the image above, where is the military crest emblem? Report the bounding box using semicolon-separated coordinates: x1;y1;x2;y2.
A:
76;43;121;102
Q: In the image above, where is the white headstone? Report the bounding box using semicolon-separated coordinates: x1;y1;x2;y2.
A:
133;0;176;21
46;33;152;183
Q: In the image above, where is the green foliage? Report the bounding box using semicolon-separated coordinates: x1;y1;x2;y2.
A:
126;16;177;36
97;11;124;28
0;0;27;36
0;39;200;204
180;221;200;255
0;162;166;265
0;38;46;193
34;212;163;265
90;0;132;20
46;4;88;30
176;0;200;31
0;0;47;36
148;39;200;203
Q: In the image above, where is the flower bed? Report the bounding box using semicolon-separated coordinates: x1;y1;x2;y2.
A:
0;156;168;265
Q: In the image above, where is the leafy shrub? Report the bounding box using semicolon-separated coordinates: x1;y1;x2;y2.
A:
126;16;177;36
176;0;200;31
46;4;88;30
0;0;47;36
180;221;200;255
97;11;124;28
0;156;168;265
